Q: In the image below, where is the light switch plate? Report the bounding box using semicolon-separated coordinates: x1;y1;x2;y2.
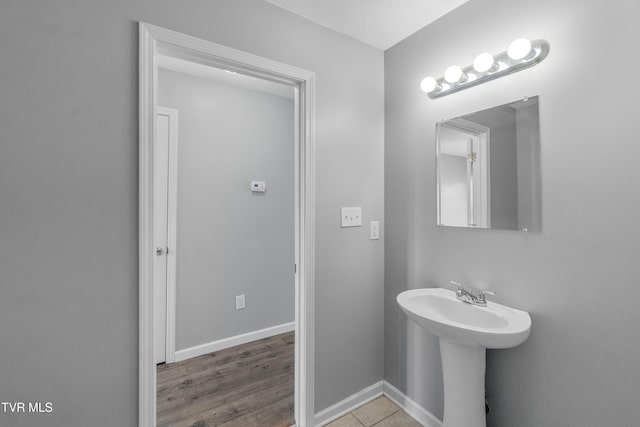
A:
370;221;380;239
341;207;362;227
236;294;246;310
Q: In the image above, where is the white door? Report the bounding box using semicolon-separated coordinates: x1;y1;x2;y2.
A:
154;107;178;364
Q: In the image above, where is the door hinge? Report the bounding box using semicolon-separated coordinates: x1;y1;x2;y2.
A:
294;264;297;274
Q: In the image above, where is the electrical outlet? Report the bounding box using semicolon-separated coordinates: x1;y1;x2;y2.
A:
341;207;362;227
236;294;246;310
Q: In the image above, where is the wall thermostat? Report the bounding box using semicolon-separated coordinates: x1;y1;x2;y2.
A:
251;181;266;193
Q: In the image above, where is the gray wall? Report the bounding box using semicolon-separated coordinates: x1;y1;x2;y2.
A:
0;1;384;426
158;69;295;351
384;0;640;426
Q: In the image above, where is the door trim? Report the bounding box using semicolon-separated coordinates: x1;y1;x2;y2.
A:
139;22;316;427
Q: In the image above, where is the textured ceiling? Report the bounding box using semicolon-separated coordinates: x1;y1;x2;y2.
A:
263;0;469;50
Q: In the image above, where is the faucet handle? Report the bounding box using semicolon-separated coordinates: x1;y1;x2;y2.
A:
468;287;494;295
449;280;464;291
477;289;496;302
449;280;466;299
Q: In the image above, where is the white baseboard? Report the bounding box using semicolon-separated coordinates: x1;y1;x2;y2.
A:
314;381;384;426
174;321;295;362
313;380;442;427
383;381;443;427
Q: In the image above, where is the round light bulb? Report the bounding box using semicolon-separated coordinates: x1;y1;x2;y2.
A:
444;65;463;83
508;38;532;60
420;76;438;93
473;52;495;73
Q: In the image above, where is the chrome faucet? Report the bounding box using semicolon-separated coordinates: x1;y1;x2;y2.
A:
449;280;495;307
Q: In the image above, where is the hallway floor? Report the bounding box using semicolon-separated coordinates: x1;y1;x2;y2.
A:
324;396;421;427
157;331;294;427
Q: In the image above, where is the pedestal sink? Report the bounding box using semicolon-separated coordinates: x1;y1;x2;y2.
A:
397;288;531;427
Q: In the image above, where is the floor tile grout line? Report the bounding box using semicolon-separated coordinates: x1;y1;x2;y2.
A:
368;407;400;427
345;412;366;427
349;396;403;427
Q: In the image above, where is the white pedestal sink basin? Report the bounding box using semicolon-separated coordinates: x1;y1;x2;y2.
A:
397;288;531;427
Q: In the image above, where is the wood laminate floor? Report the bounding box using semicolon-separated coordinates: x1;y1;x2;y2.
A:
157;331;295;427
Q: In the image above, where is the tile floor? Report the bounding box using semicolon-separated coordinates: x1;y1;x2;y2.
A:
324;396;422;427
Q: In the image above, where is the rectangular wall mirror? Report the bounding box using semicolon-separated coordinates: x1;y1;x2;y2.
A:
436;96;541;231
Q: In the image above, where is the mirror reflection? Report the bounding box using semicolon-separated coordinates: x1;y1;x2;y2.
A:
436;96;541;231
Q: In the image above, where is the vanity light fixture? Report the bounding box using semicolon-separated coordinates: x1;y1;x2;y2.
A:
444;65;465;84
420;76;439;93
473;53;495;73
507;38;533;60
420;38;549;99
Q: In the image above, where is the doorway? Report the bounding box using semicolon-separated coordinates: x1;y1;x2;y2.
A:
139;23;316;427
437;119;490;228
153;57;296;425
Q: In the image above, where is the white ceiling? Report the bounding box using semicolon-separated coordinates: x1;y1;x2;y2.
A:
263;0;469;50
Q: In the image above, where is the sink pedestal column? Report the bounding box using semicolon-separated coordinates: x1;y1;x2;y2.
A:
439;338;486;427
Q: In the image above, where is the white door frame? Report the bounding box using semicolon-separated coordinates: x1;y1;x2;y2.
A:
138;22;316;427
